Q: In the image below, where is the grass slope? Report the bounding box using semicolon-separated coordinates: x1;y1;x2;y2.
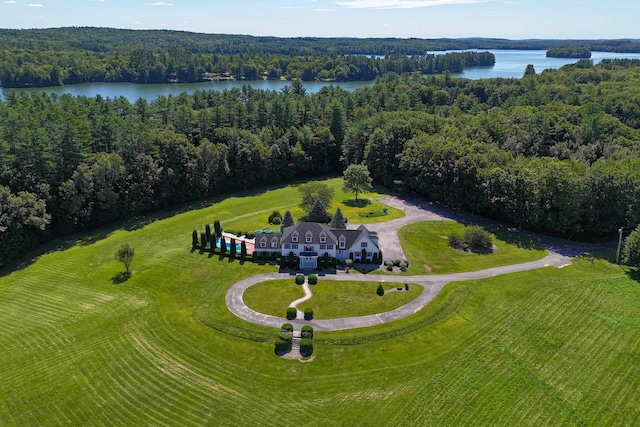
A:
0;178;638;426
397;220;547;274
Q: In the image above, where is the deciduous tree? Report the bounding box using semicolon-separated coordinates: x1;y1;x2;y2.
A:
342;164;373;202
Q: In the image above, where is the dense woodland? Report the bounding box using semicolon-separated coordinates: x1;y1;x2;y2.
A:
1;27;639;87
3;58;640;265
546;46;592;58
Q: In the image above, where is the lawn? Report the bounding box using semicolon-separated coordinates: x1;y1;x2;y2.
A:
1;176;639;426
243;279;423;319
395;220;548;275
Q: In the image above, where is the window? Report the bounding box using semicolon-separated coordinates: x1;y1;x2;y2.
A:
260;241;266;248
320;235;326;243
284;244;291;250
367;252;372;257
292;244;298;249
339;240;346;249
361;242;368;248
326;244;333;250
306;236;312;243
271;241;278;248
292;234;298;243
320;244;326;250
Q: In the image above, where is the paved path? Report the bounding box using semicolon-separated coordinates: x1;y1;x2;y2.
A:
289;282;313;317
223;194;603;332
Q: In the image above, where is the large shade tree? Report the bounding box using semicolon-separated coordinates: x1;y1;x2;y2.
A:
622;225;640;268
342;164;373;202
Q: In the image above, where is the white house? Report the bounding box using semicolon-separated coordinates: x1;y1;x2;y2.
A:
254;222;379;269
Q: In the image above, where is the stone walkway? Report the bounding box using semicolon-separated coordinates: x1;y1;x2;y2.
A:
224;194;579;332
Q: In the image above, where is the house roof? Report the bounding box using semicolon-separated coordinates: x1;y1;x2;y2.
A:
280;222;338;245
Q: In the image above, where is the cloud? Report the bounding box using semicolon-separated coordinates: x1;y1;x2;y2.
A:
336;0;492;9
150;2;172;5
25;3;44;6
5;1;17;4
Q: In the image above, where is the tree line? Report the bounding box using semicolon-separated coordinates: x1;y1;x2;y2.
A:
0;46;494;88
546;46;592;58
3;59;640;265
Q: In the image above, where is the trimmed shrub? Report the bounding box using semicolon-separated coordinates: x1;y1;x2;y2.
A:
399;261;408;269
286;307;297;319
229;238;237;257
308;274;318;285
332;258;338;269
394;259;402;267
192;230;198;247
372;252;378;264
300;338;313;355
400;266;408;272
361;248;367;263
271;217;281;225
404;282;409;291
387;266;394;271
268;210;283;224
349;252;354;260
378;250;383;265
245;232;256;239
376;284;385;296
384;260;394;267
304;307;314;320
275;338;290;353
240;241;247;260
213;220;222;238
200;232;207;248
295;274;305;285
281;323;294;332
301;325;313;336
220;236;227;255
205;224;212;243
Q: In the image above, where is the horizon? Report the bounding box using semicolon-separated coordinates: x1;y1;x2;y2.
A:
1;0;639;40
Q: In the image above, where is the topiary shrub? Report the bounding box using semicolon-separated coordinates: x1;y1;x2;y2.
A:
304;307;314;320
268;210;282;224
400;266;407;272
376;284;385;296
300;338;313;355
275;338;290;353
295;274;305;285
384;260;394;267
286;307;297;319
387;266;394;271
372;252;378;264
399;261;408;269
404;282;409;291
281;323;294;332
245;232;256;239
271;217;281;225
394;259;402;267
378;250;383;265
301;325;314;338
308;274;318;285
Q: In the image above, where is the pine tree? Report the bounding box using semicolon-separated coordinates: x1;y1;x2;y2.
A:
329;207;346;229
376;284;385;296
200;232;207;248
282;210;294;228
192;229;198;247
230;237;237;257
214;220;222;238
307;198;329;223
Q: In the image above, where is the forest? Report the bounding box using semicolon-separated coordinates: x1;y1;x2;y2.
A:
1;27;639;87
546;45;592;58
2;58;640;266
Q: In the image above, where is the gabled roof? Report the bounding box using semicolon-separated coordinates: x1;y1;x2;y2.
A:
280;223;339;245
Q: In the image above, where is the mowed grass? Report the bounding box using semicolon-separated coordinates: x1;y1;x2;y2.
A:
1;176;639;426
307;281;423;319
242;279;305;315
397;220;547;274
243;279;422;319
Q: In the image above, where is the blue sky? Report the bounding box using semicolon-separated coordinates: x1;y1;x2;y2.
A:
1;0;638;39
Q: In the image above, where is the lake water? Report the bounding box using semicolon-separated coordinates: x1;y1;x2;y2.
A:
3;50;640;102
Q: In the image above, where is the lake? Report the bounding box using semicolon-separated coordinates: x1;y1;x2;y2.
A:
3;50;640;102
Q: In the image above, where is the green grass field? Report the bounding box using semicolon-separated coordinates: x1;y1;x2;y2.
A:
243;279;422;319
1;178;638;426
396;220;548;274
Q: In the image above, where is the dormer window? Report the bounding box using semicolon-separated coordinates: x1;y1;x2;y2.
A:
305;230;313;243
271;240;278;248
306;235;312;243
338;236;346;249
291;233;298;243
319;233;326;243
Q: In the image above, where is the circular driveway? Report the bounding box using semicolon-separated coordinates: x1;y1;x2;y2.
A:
225;195;574;332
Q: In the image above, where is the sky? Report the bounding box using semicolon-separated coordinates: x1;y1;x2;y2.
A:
1;0;639;39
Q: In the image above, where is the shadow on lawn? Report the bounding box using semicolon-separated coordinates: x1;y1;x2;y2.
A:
110;272;132;284
343;198;371;208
